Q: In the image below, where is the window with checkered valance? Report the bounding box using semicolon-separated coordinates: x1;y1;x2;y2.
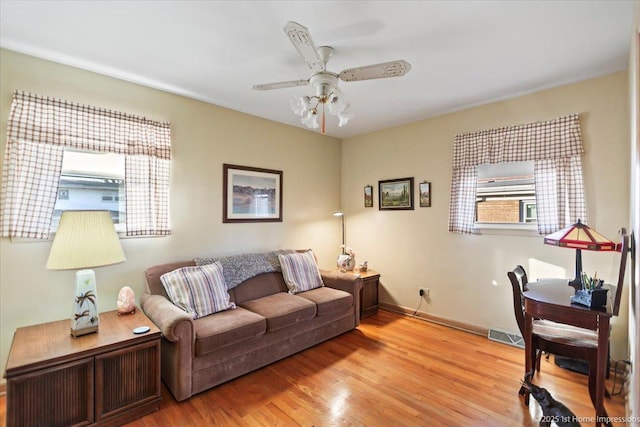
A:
448;114;587;235
0;91;172;239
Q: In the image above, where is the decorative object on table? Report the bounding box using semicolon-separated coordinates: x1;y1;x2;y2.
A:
252;21;411;135
359;261;368;273
379;177;414;210
570;272;608;308
47;210;126;337
337;246;356;272
223;163;283;223
543;219;618;291
419;181;431;207
364;185;373;207
117;286;136;315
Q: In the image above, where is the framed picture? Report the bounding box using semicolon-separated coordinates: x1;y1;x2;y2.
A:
378;177;414;210
419;181;431;207
223;164;283;223
364;185;373;207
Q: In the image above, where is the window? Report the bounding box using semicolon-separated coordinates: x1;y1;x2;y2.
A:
51;151;126;232
476;161;536;225
448;114;587;235
0;91;171;239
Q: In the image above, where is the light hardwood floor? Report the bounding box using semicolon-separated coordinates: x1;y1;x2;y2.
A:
0;309;627;426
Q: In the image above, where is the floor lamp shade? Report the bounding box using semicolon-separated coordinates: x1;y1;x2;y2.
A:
47;211;126;337
543;219;618;291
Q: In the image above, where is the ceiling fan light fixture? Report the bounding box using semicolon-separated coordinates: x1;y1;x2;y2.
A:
254;21;411;134
337;110;354;127
301;109;319;129
290;95;310;116
329;97;347;115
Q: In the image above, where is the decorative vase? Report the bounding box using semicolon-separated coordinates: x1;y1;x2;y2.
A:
337;254;356;271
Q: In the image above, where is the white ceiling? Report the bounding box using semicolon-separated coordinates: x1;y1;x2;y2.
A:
0;1;634;139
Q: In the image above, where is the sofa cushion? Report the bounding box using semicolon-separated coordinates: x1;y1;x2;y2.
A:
194;307;266;356
161;262;236;319
278;250;324;294
239;293;317;332
231;272;288;304
145;260;195;298
297;287;353;316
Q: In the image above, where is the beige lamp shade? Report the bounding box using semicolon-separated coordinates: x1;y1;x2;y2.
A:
47;210;126;270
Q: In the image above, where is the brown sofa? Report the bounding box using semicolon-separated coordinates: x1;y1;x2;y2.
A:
140;256;362;401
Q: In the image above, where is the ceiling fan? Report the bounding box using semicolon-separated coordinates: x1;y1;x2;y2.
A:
253;21;412;134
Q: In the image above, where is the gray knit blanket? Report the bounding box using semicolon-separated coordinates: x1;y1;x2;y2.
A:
194;249;296;289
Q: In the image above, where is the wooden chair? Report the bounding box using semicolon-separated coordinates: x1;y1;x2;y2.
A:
508;228;630;414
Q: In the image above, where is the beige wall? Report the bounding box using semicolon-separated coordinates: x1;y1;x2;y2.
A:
341;71;630;359
0;49;342;379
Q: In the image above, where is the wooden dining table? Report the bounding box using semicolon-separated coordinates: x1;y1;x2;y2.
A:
523;279;612;427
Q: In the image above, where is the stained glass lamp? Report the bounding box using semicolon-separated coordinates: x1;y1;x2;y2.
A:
543;219;618;291
47;211;126;337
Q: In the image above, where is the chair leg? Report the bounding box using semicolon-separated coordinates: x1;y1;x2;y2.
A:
535;350;542;372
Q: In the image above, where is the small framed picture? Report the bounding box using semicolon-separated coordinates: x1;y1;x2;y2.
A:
364;185;373;207
419;181;431;207
379;177;414;210
223;164;283;223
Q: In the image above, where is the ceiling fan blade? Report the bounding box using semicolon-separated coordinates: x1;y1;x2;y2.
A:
339;60;412;82
284;21;324;72
252;79;309;91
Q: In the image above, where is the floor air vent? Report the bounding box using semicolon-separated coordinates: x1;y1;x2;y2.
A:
488;328;524;348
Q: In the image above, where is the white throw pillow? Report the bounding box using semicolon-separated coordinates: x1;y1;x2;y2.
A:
278;250;324;294
161;262;236;319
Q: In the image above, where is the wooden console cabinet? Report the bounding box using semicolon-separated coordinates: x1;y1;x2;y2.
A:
4;309;161;427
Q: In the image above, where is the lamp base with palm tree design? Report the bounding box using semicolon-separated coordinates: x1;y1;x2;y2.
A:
71;269;99;337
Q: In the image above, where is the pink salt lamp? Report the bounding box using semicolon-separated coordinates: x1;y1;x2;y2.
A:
117;286;136;315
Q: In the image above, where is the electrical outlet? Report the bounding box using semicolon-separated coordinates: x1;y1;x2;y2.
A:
419;288;430;297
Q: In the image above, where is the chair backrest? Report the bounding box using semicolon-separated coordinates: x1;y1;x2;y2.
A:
612;228;630;316
507;265;529;336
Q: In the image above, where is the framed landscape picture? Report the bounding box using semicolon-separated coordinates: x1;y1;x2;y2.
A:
364;185;373;207
378;177;414;210
223;164;283;223
419;181;431;207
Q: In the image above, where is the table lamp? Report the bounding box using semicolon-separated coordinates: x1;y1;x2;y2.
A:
543;219;618;291
47;210;126;337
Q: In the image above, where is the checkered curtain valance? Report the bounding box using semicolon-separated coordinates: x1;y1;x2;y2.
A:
0;91;172;238
448;114;587;234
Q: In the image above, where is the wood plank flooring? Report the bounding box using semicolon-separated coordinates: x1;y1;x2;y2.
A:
0;309;627;426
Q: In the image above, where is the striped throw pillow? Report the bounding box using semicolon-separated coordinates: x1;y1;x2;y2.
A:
160;262;236;319
279;250;324;294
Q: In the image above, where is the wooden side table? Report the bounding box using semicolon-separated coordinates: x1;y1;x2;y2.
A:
359;270;380;318
4;309;161;427
338;269;380;319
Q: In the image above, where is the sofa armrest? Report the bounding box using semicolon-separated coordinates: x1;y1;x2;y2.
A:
140;292;195;344
319;269;363;326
